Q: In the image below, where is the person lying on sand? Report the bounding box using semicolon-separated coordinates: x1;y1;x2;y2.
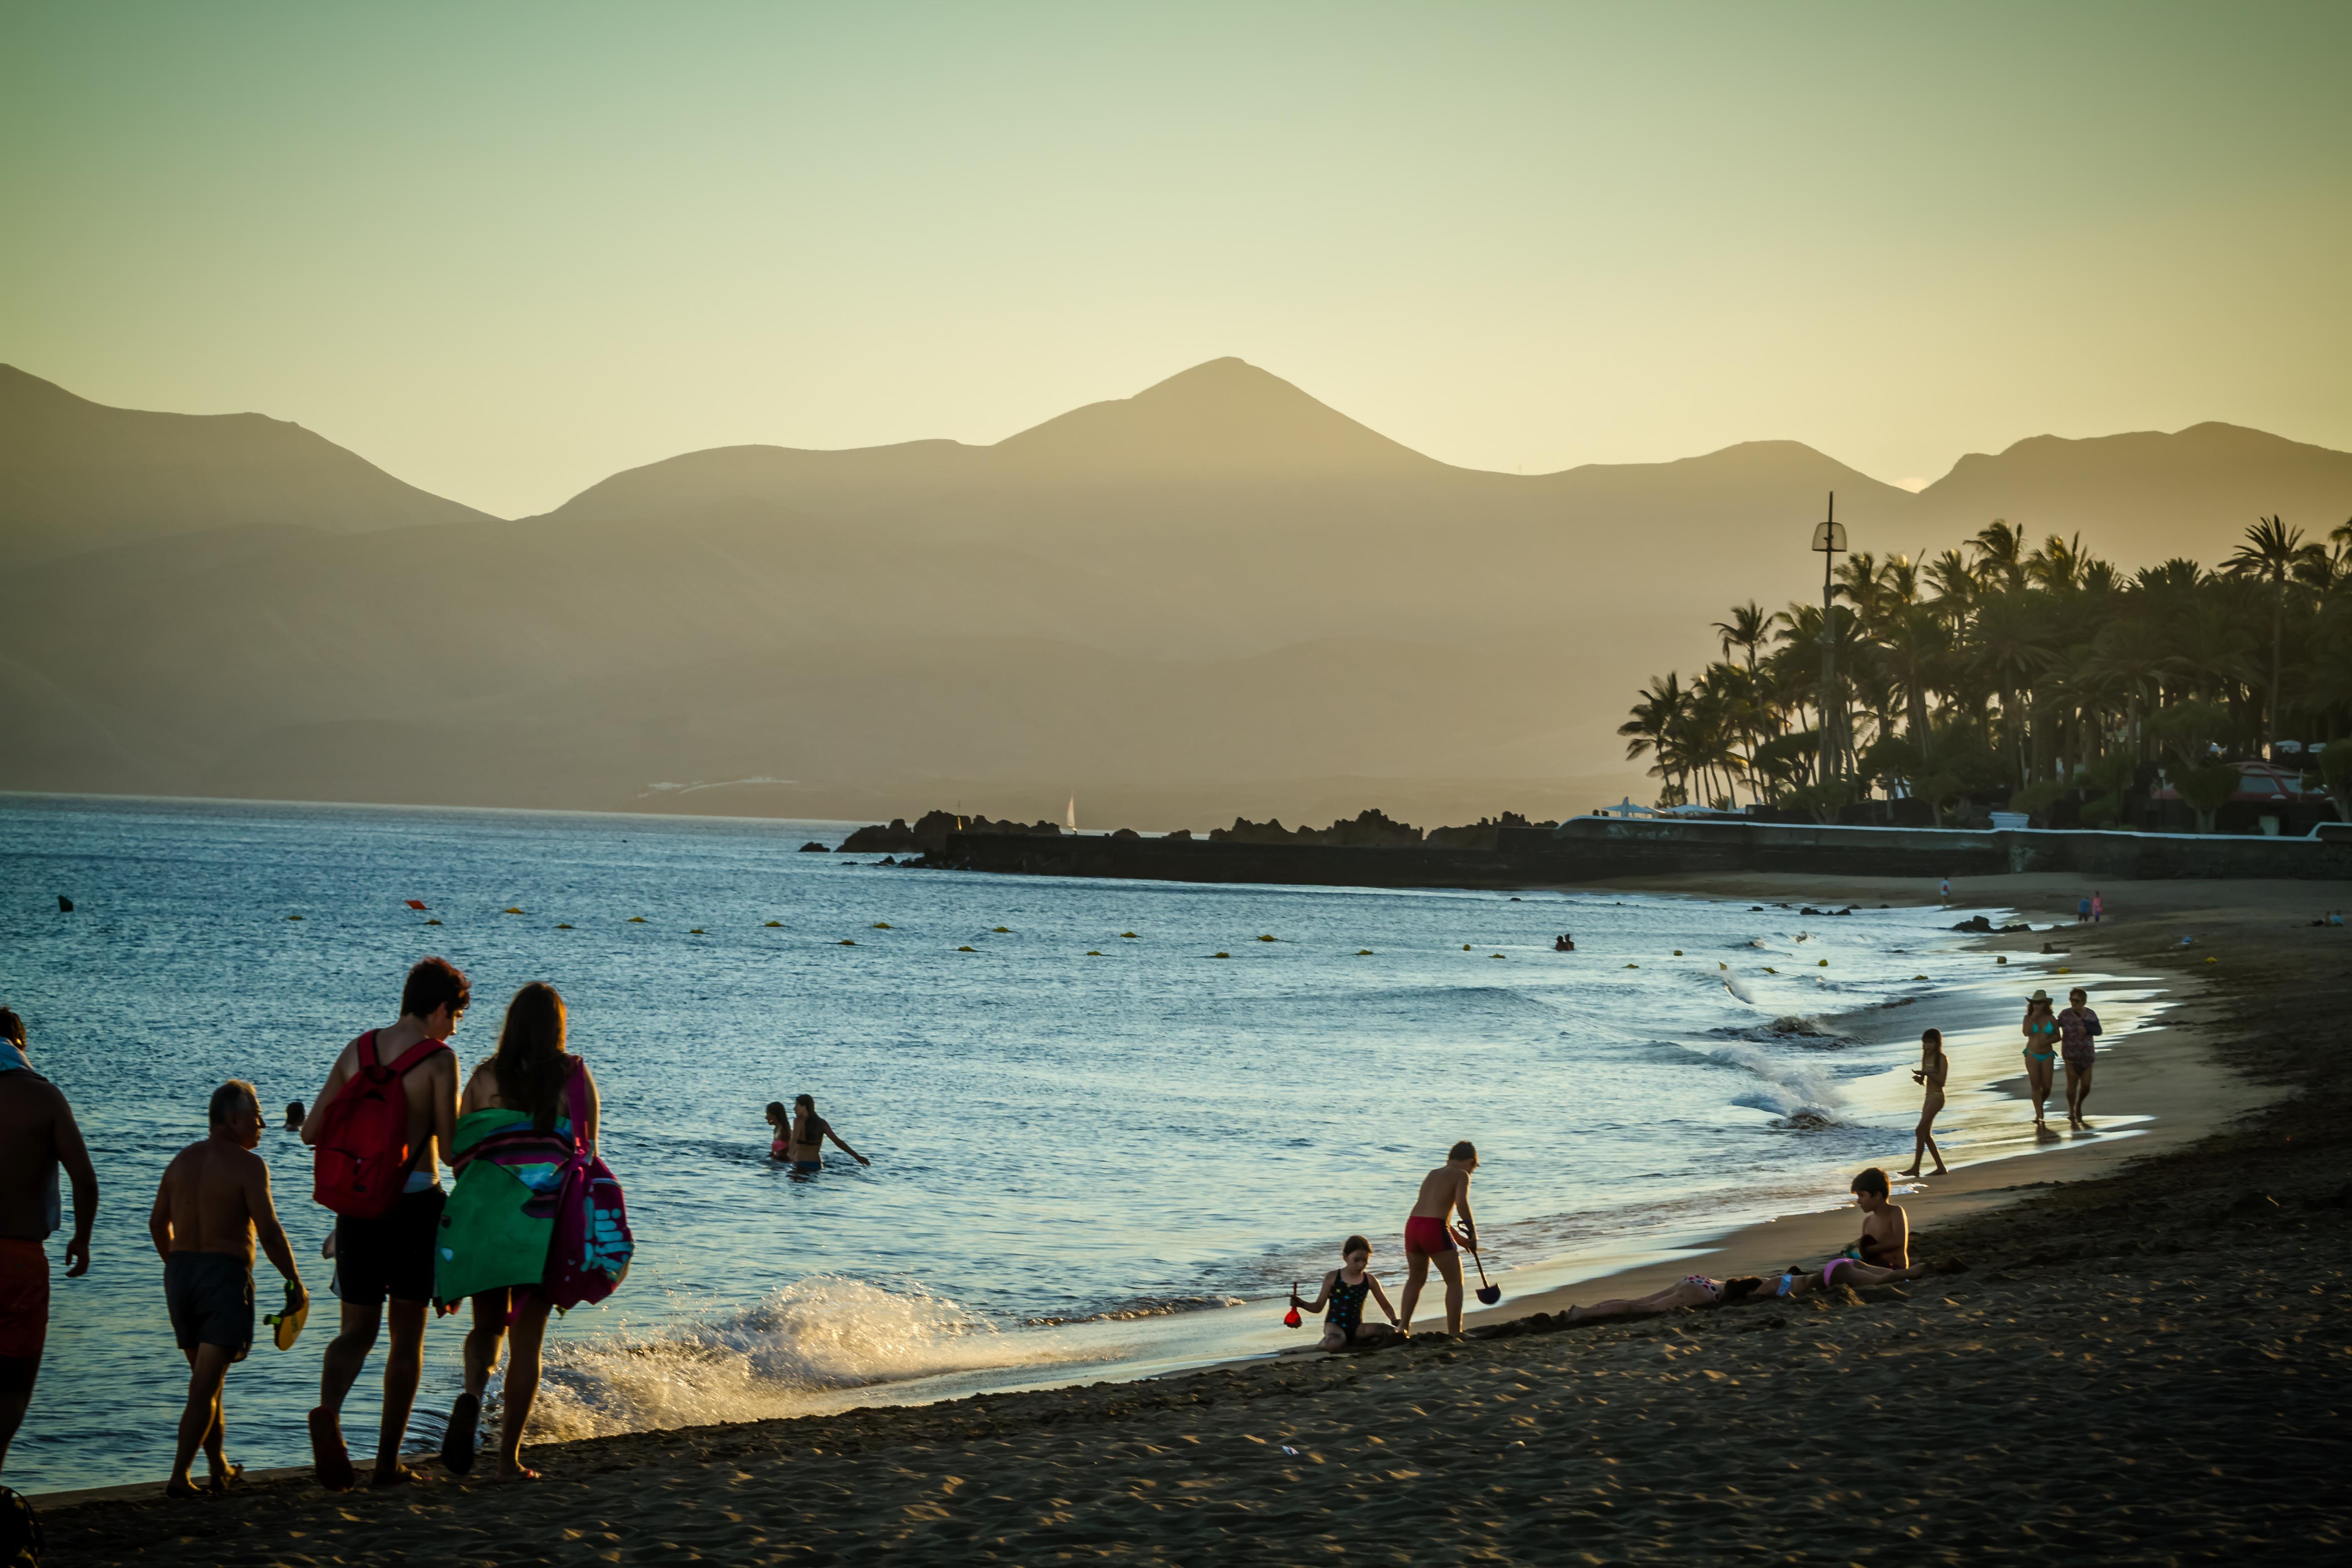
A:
1290;1235;1401;1351
1900;1030;1949;1177
148;1080;305;1499
1400;1142;1480;1337
1565;1274;1766;1322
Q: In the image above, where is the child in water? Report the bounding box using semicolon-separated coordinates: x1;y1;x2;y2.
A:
1289;1235;1401;1352
764;1102;789;1160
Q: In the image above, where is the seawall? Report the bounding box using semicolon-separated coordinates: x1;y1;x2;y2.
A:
931;816;2352;887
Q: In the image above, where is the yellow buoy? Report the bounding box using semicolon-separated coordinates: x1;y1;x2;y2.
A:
1718;962;1727;970
556;923;573;930
765;920;783;928
425;918;441;926
1492;953;1505;960
1996;956;2009;965
1915;973;1928;980
1258;934;1277;942
839;939;857;946
628;916;648;924
1673;950;1683;956
958;945;976;952
504;907;525;915
1818;959;1828;967
286;915;303;921
1625;962;1639;968
1462;945;1473;951
1212;951;1230;959
1087;950;1103;956
993;926;1010;933
2204;955;2218;963
1121;931;1140;939
1763;966;1777;974
689;928;705;935
1357;949;1374;956
873;922;892;930
2057;965;2070;973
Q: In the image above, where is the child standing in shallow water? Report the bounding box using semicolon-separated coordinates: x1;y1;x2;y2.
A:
1900;1028;1949;1177
1289;1236;1400;1351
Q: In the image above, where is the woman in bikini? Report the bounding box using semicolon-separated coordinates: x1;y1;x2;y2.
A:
2020;989;2060;1127
786;1094;870;1172
1289;1235;1401;1351
1899;1028;1949;1177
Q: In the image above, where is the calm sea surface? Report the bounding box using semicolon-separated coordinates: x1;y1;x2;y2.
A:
0;795;2125;1492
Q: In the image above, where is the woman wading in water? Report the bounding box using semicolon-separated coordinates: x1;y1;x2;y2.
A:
1900;1028;1949;1177
2021;990;2060;1127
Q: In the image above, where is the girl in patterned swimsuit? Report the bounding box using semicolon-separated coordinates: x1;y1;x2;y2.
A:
1289;1235;1400;1352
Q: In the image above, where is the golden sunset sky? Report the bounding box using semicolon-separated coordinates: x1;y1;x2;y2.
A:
3;0;2346;516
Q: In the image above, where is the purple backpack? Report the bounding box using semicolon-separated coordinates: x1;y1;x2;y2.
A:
547;1059;633;1310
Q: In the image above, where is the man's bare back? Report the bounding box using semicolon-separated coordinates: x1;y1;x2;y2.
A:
0;1071;96;1256
153;1140;277;1264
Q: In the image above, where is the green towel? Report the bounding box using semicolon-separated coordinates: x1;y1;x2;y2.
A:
432;1108;559;1305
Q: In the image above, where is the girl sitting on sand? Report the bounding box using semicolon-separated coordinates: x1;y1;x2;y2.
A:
1291;1235;1402;1351
1900;1029;1949;1177
1564;1273;1766;1322
2021;990;2060;1127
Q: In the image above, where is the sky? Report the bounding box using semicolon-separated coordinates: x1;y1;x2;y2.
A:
4;1;2348;518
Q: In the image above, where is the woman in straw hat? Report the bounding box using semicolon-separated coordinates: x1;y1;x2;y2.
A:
2020;989;2060;1127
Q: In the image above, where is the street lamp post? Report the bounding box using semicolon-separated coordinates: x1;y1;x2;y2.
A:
1813;492;1848;789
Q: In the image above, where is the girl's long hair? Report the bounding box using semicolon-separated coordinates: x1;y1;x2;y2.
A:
793;1092;818;1145
494;982;570;1132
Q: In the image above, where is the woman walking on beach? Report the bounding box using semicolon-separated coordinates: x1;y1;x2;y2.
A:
2059;986;2102;1128
784;1094;870;1173
1289;1235;1401;1351
1899;1029;1949;1177
2021;990;2060;1127
433;983;601;1483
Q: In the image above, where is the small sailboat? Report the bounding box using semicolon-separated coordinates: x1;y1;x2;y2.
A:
1066;794;1078;832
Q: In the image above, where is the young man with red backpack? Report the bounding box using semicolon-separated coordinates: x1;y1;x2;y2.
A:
298;957;466;1490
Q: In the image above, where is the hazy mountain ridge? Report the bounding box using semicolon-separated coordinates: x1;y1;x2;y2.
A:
0;365;498;565
4;358;2347;820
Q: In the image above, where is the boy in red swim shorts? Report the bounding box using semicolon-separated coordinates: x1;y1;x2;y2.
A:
1399;1141;1479;1337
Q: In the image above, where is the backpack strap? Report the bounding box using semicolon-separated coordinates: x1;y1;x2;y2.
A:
383;1036;451;1078
563;1057;589;1152
355;1029;383;1079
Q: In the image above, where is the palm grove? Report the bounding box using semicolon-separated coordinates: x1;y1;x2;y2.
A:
1619;517;2352;831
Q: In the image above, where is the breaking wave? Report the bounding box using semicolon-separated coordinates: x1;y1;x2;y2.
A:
523;1275;1083;1441
1703;1043;1854;1128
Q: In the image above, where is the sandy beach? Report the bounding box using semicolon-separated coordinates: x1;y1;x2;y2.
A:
32;872;2352;1564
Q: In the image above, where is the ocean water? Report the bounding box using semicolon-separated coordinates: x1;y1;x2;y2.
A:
0;795;2127;1492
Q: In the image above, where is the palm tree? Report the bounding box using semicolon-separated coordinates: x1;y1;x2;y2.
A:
1711;602;1776;680
1619;673;1692;803
1970;519;2027;593
2223;517;2328;748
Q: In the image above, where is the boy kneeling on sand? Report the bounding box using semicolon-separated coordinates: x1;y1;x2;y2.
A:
148;1081;305;1497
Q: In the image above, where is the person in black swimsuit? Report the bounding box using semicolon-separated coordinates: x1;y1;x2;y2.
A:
1289;1235;1400;1352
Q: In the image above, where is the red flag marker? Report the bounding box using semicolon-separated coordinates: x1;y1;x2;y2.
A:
405;900;428;911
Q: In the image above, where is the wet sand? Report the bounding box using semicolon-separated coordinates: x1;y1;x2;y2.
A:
34;874;2352;1564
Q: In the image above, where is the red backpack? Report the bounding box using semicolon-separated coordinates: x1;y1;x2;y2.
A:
310;1030;447;1219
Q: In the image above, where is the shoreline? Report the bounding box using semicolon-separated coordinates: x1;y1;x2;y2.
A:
33;872;2340;1545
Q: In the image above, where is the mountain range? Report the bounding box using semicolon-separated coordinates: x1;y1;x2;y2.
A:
5;359;2347;824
